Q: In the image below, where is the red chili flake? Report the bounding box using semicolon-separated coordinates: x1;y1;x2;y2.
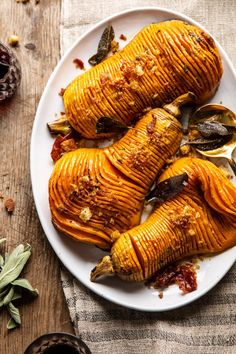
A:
119;34;127;41
51;132;78;162
73;58;85;70
4;198;15;213
149;261;197;294
59;88;65;97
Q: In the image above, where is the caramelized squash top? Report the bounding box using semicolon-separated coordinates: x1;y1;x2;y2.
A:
64;20;222;138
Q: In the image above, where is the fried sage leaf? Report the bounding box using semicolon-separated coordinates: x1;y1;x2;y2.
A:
146;173;188;204
88;25;115;66
187;134;232;151
197;121;229;137
96;116;127;134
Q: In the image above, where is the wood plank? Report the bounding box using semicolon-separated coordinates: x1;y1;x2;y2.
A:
0;1;73;353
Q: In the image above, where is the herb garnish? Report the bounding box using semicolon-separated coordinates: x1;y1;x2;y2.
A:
0;238;38;329
88;25;115;66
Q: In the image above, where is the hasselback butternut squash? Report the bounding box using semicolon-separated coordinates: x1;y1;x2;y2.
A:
63;20;222;138
49;94;189;250
91;158;236;281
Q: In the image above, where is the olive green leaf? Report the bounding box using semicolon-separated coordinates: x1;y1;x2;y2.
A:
0;255;4;267
3;286;15;306
0;287;10;307
11;287;22;301
7;302;21;325
12;278;38;296
7;318;18;330
0;245;31;291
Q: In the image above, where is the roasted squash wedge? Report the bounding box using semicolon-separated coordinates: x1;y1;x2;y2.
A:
91;158;236;281
49;94;187;250
64;20;222;138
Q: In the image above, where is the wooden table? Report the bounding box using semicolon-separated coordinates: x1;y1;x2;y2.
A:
0;1;73;353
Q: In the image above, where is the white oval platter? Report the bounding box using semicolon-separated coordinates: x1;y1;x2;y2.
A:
30;7;236;311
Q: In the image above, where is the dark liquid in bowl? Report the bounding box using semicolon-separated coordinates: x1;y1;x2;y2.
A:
44;344;79;354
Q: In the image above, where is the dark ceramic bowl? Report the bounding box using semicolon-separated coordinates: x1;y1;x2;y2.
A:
24;332;91;354
0;41;21;101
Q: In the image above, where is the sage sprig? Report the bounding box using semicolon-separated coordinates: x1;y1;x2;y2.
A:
0;238;38;330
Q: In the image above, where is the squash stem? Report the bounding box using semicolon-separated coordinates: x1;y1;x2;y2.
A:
163;92;196;118
90;255;114;281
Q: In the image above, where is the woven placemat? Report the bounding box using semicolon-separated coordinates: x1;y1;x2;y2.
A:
60;1;236;353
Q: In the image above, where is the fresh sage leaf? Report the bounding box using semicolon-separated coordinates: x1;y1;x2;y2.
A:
0;255;4;267
0;287;10;307
3;286;15;306
11;287;22;301
7;302;21;324
0;247;31;291
24;244;31;252
0;287;9;299
4;252;9;263
7;318;18;330
0;242;37;330
8;244;25;260
12;278;38;296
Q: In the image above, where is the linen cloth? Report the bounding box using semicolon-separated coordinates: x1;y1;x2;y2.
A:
60;1;236;353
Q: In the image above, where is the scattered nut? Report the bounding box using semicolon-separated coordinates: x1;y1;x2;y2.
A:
73;58;85;70
111;40;119;54
119;34;127;41
135;65;144;76
8;35;19;47
82;175;90;182
79;207;92;222
4;198;15;213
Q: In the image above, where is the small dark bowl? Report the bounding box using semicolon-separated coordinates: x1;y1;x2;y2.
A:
24;332;91;354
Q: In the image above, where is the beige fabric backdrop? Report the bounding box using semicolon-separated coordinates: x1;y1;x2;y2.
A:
60;1;236;353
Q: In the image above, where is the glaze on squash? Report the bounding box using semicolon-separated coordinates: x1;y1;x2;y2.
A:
91;158;236;281
49;105;182;250
63;20;222;138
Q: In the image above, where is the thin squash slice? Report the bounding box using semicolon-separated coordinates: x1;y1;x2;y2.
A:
49;94;189;250
63;20;222;138
91;158;236;281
